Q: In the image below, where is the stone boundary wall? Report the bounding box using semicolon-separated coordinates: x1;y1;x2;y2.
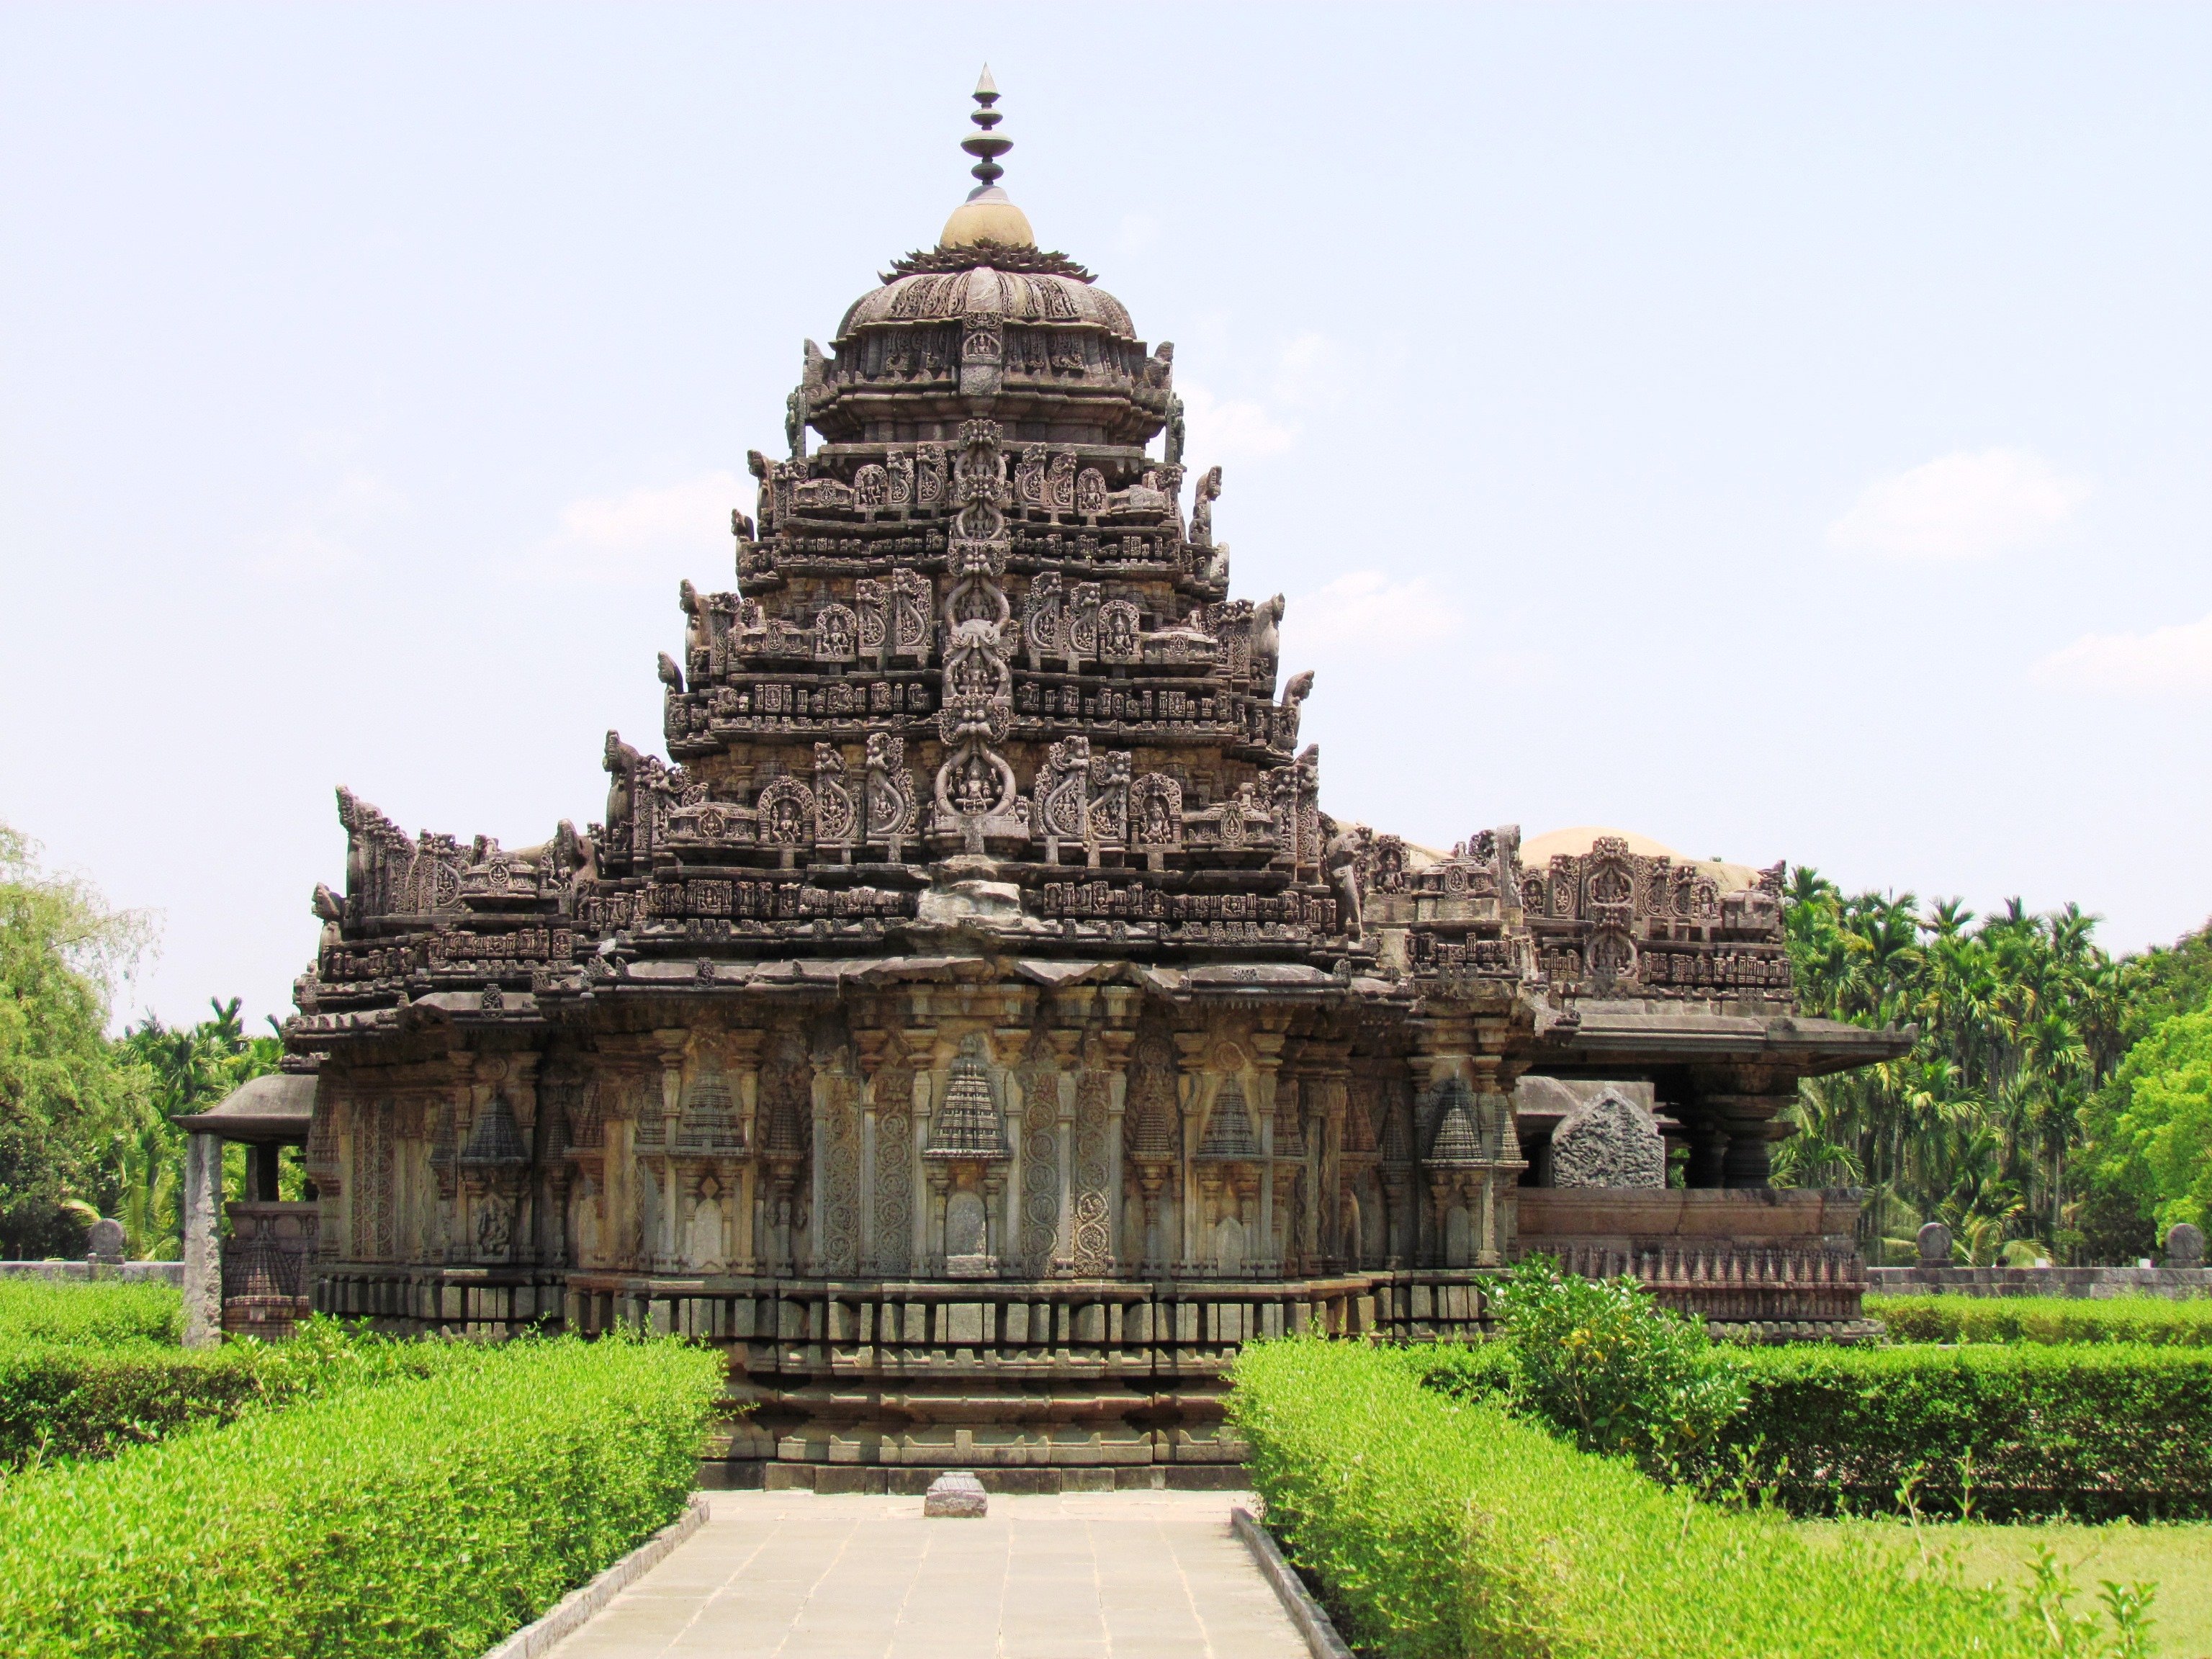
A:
0;1261;185;1286
1866;1265;2212;1300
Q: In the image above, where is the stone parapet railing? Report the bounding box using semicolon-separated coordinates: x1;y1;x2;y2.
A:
1866;1265;2212;1300
0;1261;184;1285
1535;1242;1870;1328
1518;1184;1869;1332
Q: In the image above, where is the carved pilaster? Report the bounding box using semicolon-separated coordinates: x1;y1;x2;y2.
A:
724;1029;763;1274
652;1030;686;1272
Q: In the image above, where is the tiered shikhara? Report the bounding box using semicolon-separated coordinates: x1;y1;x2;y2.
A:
291;81;1904;1488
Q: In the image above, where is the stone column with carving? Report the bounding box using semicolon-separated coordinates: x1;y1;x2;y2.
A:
855;1028;888;1272
1097;1022;1134;1271
1321;1066;1351;1272
506;1052;541;1266
1249;1030;1284;1272
1049;1026;1082;1272
1172;1032;1211;1271
537;1057;577;1269
652;1032;686;1270
181;1131;224;1349
724;1028;764;1274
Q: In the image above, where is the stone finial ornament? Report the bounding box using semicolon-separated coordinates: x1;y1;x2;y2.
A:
962;65;1010;189
941;66;1034;250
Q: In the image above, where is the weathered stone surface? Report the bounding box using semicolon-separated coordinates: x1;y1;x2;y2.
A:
1866;1263;2212;1300
1917;1220;1954;1266
180;1134;223;1349
85;1218;125;1264
2167;1222;2205;1268
1550;1088;1665;1189
924;1470;988;1517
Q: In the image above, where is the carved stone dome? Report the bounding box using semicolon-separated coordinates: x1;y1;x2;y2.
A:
837;263;1134;338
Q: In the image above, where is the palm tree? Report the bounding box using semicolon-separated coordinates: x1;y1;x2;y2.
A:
1776;868;2175;1264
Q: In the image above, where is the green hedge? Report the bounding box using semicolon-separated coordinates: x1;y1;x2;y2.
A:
1231;1339;2044;1659
0;1278;181;1348
0;1316;495;1470
0;1333;724;1659
1419;1336;2212;1519
1713;1343;2212;1519
1867;1293;2212;1347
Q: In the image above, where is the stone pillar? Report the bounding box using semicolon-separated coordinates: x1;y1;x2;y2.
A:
909;1065;932;1269
507;1052;541;1266
1174;1033;1210;1272
1050;1028;1082;1269
1318;1070;1348;1271
983;1166;1007;1265
181;1132;223;1349
1721;1106;1791;1189
654;1033;685;1270
925;1164;950;1272
249;1142;282;1201
726;1030;764;1274
855;1030;886;1271
1682;1112;1727;1189
1686;1069;1797;1190
997;1025;1028;1268
1251;1031;1284;1272
1100;1021;1134;1267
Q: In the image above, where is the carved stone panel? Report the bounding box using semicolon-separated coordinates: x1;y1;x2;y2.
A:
872;1068;914;1275
1550;1087;1666;1189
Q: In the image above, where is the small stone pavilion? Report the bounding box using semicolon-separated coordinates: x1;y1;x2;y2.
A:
220;78;1910;1488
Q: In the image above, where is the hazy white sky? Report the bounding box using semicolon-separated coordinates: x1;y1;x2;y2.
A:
4;4;2210;1030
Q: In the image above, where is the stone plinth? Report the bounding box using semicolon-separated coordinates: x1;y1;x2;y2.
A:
924;1470;988;1516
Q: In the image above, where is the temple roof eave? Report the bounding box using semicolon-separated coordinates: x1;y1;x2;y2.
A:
174;1070;318;1143
1519;1007;1913;1078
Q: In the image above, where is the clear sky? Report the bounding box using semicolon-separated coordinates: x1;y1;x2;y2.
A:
4;3;2209;1031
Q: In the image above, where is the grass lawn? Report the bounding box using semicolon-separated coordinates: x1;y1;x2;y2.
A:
1802;1519;2212;1658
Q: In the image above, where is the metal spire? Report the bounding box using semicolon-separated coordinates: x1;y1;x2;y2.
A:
961;65;1011;197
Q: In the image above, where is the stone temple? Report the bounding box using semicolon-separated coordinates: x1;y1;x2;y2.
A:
269;79;1907;1489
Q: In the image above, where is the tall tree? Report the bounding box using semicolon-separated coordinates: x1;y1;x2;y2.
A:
0;822;154;1258
1779;869;2211;1264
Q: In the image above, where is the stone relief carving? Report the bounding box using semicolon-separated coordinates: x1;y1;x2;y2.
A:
1550;1087;1666;1189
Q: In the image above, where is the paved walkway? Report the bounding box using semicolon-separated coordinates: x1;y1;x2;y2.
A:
548;1490;1305;1658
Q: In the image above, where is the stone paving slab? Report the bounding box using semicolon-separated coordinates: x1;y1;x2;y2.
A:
546;1490;1305;1658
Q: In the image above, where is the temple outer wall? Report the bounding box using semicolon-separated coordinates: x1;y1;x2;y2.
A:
311;1187;1871;1490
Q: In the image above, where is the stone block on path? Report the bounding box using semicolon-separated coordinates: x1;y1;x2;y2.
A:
924;1470;987;1517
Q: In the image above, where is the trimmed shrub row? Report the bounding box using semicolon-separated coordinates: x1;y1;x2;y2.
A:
0;1278;181;1349
0;1316;497;1470
1714;1342;2212;1519
1867;1293;2212;1348
1231;1339;2045;1659
1419;1337;2212;1519
0;1332;724;1659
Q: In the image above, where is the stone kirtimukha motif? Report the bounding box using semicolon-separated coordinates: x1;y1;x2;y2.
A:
283;75;1909;1491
